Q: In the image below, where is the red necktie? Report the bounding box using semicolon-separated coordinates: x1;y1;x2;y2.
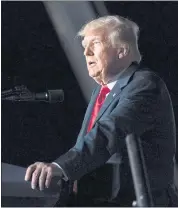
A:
87;85;110;132
73;85;110;194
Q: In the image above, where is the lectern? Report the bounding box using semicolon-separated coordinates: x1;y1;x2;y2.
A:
2;163;69;207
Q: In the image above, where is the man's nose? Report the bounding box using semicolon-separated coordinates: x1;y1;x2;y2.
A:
84;46;93;56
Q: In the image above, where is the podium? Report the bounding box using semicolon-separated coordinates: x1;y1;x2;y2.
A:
1;163;69;207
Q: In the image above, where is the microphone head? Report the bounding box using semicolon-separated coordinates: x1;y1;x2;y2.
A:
47;89;64;103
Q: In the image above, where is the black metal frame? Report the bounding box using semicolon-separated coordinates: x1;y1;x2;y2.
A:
126;133;154;207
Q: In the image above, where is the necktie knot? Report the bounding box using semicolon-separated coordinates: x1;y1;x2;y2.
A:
100;85;110;95
97;85;110;104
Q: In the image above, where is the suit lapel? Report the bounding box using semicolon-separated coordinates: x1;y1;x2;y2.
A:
94;63;139;125
94;82;121;124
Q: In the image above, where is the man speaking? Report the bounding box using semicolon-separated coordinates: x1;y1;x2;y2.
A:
25;15;177;206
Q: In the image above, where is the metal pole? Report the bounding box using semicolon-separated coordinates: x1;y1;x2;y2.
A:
126;133;154;207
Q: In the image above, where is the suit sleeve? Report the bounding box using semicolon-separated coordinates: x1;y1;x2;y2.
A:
55;74;161;180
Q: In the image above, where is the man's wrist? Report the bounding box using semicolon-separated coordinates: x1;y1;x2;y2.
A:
52;162;69;181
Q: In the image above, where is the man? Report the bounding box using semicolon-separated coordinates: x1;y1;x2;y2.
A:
25;15;177;206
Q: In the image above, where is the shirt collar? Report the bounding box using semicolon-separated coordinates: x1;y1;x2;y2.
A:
107;80;117;91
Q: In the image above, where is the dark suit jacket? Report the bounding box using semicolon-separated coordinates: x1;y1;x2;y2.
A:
55;63;177;206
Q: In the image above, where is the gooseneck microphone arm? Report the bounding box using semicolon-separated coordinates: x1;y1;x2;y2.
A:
2;85;64;103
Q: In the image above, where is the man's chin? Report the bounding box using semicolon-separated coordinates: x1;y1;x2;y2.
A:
89;72;96;78
89;71;101;78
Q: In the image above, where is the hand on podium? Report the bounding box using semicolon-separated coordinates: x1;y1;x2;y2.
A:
25;162;63;191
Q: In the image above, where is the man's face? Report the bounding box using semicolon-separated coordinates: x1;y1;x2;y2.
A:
82;28;118;85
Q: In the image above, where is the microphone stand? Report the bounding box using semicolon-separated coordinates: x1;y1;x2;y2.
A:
126;133;154;207
1;86;64;103
1;85;33;101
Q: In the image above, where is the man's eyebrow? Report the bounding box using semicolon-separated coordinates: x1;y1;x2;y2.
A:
81;40;86;47
82;37;101;47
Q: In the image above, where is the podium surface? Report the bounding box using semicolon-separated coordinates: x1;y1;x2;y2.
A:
2;162;68;207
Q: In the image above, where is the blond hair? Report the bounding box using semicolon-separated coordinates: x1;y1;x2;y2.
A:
78;15;142;63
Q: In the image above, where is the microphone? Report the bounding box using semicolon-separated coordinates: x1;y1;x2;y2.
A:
32;90;64;103
2;86;64;103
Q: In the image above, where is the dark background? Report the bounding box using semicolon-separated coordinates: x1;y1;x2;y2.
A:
2;1;178;167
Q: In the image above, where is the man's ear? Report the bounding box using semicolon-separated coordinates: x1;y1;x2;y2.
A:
118;44;130;59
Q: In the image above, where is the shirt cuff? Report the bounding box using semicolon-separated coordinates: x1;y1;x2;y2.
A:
52;162;69;181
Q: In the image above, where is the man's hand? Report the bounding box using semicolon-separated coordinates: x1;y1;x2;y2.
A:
24;162;63;191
